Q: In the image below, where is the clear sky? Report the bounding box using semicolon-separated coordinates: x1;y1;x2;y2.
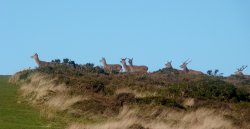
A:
0;0;250;75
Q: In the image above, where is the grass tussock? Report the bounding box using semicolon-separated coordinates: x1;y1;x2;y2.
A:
67;106;235;129
10;72;85;119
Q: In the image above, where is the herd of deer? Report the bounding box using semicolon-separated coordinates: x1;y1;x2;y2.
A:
31;53;249;76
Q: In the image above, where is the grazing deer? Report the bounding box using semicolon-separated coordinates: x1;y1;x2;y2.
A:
31;53;49;67
179;59;203;75
100;57;122;73
235;65;247;76
127;58;148;73
165;61;173;69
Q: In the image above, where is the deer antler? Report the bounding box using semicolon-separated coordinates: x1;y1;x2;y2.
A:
126;58;133;60
183;59;189;64
237;65;248;72
183;59;191;65
241;65;248;71
187;59;192;64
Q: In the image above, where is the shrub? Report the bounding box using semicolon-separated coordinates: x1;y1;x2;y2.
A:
86;80;105;93
135;97;183;108
63;58;69;64
116;93;135;106
236;88;249;101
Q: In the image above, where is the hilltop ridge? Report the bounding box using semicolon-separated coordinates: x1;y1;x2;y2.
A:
9;64;250;129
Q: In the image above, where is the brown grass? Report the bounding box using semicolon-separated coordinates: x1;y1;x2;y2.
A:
183;98;195;107
67;106;235;129
12;73;85;119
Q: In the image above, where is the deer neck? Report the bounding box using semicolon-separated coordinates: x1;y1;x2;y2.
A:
102;60;108;68
34;57;41;66
183;67;189;72
166;65;172;69
121;62;129;71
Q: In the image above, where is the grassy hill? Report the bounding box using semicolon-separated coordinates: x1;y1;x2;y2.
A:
8;65;250;129
0;75;61;129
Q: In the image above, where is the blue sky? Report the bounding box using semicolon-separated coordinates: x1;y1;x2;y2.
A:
0;0;250;75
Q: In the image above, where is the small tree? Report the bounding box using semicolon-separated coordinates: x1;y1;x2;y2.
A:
69;61;76;68
214;69;219;76
207;69;223;77
207;70;212;76
63;58;69;64
55;59;61;63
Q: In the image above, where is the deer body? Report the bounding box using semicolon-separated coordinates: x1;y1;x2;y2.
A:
100;57;122;73
128;58;148;73
179;59;203;75
31;53;49;67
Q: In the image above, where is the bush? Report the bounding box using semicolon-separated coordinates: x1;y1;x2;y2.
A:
86;80;105;93
164;79;249;102
63;58;69;64
135;97;183;108
236;88;249;101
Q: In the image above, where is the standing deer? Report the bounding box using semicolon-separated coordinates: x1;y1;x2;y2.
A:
179;59;203;75
165;61;173;69
235;65;247;76
127;58;148;73
120;58;132;73
31;53;50;67
100;57;122;73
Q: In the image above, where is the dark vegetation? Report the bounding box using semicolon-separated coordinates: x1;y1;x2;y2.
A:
17;61;250;102
207;69;224;77
21;65;250;102
13;62;250;127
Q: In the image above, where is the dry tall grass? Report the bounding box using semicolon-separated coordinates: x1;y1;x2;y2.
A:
67;106;235;129
10;73;84;119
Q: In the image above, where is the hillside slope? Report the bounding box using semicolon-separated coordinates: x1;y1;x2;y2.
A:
0;75;62;129
9;65;250;129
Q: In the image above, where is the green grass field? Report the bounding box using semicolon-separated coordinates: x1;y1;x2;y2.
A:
0;75;59;129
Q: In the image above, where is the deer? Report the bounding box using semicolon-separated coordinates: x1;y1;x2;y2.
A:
127;58;148;73
179;59;203;75
165;61;173;69
120;58;132;73
31;53;50;67
235;65;247;76
100;57;122;73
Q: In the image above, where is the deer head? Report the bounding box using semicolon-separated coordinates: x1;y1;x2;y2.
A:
127;58;133;66
100;57;106;63
235;65;247;76
120;58;127;65
165;61;173;69
31;53;39;60
180;59;192;69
